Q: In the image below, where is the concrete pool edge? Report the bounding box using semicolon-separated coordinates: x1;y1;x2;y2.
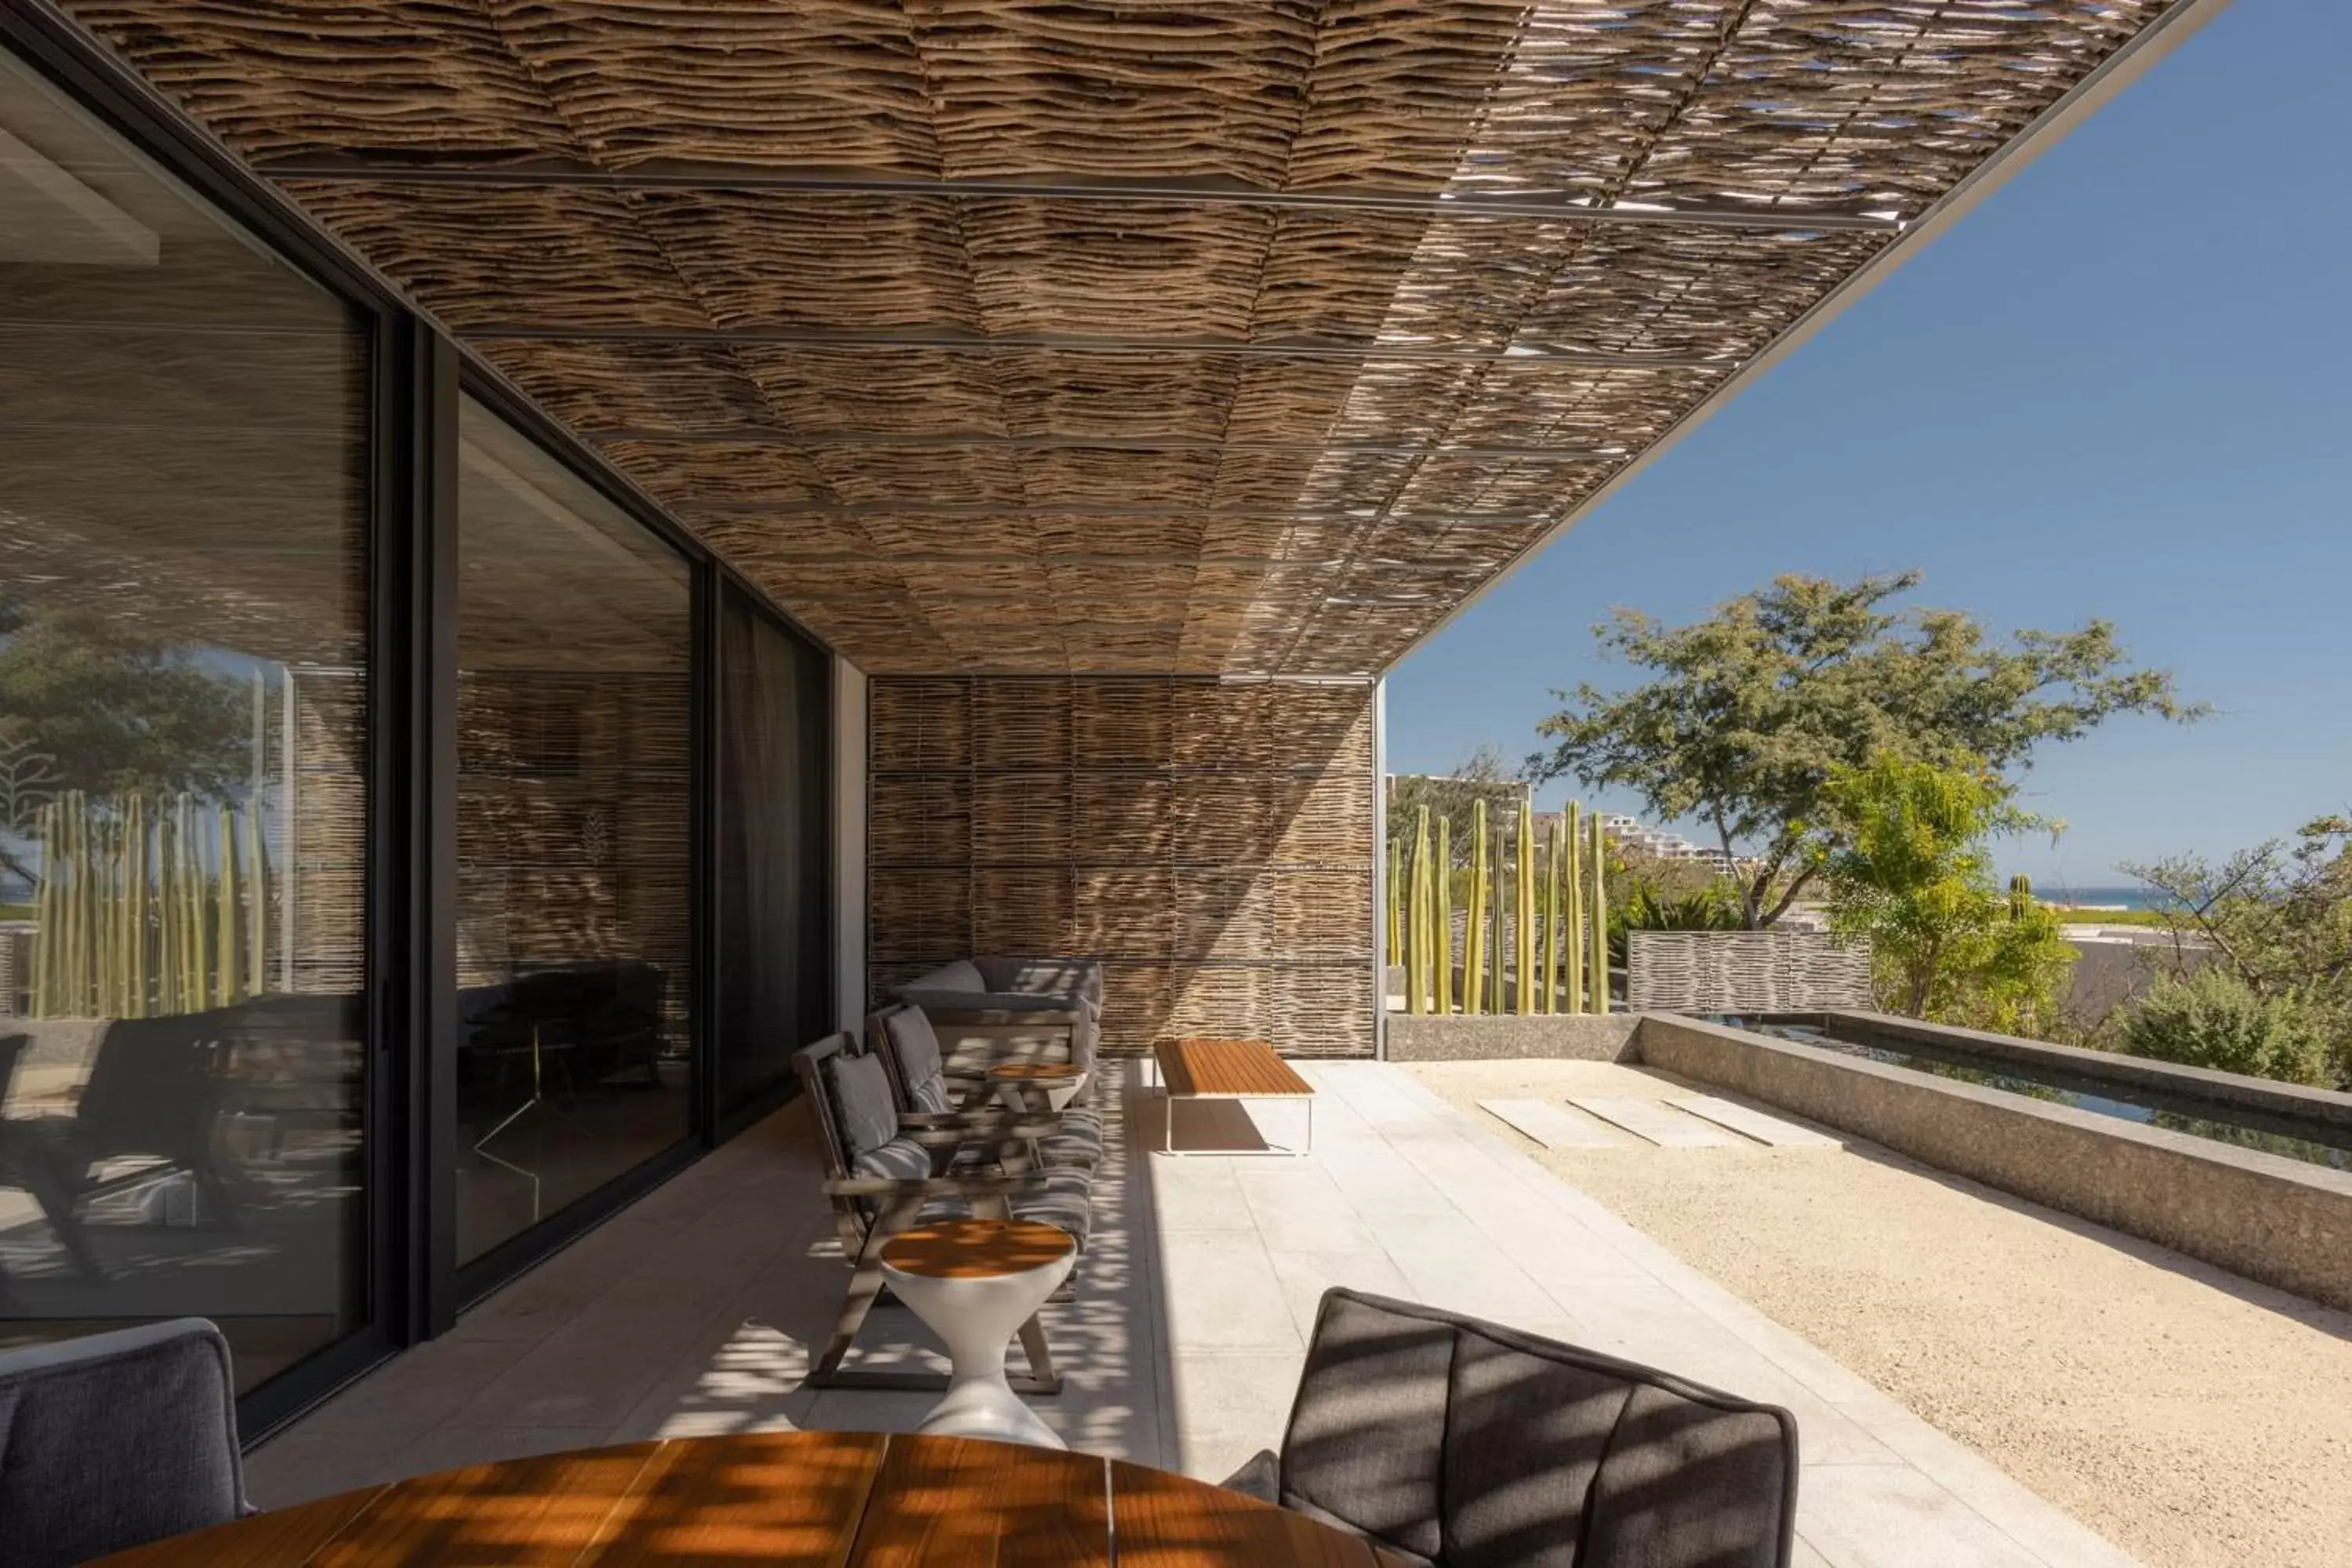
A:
1632;1014;2352;1314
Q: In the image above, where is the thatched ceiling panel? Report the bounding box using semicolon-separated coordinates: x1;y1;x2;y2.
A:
283;183;706;330
1029;515;1210;559
492;1;942;172
68;2;584;162
1439;366;1726;449
64;0;2187;676
479;341;774;430
1244;211;1442;341
904;1;1321;183
990;354;1241;442
1285;0;1537;189
1312;363;1485;445
630;191;982;331
1219;452;1417;514
597;440;835;509
691;515;878;570
811;446;1025;506
1043;564;1196;603
1623;4;2176;211
1218;361;1368;445
730;347;1010;437
900;562;1050;599
1016;449;1222;509
1523;228;1893;359
1387;456;1619;517
959;201;1275;338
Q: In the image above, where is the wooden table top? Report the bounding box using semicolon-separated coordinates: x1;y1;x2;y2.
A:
1156;1037;1315;1099
95;1431;1412;1566
878;1218;1075;1279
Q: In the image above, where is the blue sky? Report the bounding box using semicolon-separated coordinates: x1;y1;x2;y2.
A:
1385;0;2352;892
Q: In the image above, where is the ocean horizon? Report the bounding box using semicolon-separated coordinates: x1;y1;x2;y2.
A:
2028;884;2161;911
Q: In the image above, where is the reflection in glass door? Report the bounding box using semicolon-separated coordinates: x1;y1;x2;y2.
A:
453;397;694;1264
0;44;368;1389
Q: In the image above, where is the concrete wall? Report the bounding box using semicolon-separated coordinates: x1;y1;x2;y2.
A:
1634;1014;2352;1313
1385;1013;1639;1062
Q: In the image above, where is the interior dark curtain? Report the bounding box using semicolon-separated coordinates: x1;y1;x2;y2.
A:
715;586;833;1114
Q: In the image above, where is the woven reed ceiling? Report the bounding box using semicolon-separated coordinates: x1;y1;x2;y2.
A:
66;1;2185;676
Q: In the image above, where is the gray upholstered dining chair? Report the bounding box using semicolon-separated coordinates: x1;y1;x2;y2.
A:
0;1318;249;1566
1225;1290;1799;1568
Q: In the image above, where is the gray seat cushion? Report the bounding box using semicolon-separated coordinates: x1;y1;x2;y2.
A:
1011;1167;1094;1247
880;1006;956;1113
1267;1290;1798;1568
851;1135;934;1183
0;1319;245;1567
824;1051;900;1160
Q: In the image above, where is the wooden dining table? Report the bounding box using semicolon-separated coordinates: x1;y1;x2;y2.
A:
95;1429;1413;1566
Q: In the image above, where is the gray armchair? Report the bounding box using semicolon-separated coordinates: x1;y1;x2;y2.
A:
0;1318;248;1566
1227;1289;1798;1568
896;956;1102;1086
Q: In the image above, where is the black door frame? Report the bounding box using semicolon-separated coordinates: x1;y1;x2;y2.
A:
1;0;841;1440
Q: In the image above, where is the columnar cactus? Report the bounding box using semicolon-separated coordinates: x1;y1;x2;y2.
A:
1435;817;1454;1014
1465;800;1489;1016
1514;797;1535;1015
1588;811;1609;1014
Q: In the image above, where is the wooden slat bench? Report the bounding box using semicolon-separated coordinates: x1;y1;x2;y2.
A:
1152;1037;1315;1156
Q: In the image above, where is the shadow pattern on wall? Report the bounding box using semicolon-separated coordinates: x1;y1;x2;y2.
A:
868;677;1374;1057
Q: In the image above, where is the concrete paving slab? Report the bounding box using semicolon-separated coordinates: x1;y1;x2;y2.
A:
1568;1094;1740;1147
1479;1096;1629;1148
1672;1094;1842;1148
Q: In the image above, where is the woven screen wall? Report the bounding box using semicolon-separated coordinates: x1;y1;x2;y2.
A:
456;671;694;1049
869;677;1374;1058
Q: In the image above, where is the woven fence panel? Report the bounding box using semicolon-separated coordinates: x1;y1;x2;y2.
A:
871;676;1375;1056
1626;931;1875;1014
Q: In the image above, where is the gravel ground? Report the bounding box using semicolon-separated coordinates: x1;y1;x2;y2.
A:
1404;1058;2352;1568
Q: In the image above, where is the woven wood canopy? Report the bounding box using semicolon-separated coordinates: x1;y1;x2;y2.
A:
65;1;2194;676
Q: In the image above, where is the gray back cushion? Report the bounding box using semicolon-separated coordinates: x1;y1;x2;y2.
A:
0;1319;244;1566
824;1050;900;1160
882;1007;954;1113
1279;1290;1796;1568
909;959;985;996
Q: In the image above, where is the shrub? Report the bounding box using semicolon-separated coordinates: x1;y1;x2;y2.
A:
2117;967;2331;1086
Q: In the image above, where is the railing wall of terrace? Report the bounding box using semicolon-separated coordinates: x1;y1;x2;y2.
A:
868;677;1376;1057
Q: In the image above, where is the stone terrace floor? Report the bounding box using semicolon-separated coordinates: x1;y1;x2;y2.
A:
246;1062;2142;1568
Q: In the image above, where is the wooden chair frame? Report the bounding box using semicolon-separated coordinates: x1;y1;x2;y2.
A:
792;1033;1065;1395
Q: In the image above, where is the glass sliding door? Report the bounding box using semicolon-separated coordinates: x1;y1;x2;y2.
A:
714;586;832;1115
0;45;370;1388
453;396;693;1265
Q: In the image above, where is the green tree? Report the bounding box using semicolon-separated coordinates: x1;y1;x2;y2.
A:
2117;967;2332;1087
1816;753;2076;1029
2120;815;2351;1086
1526;572;2198;927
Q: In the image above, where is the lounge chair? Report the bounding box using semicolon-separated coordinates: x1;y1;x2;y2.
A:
792;1032;1091;1392
868;1002;1105;1171
1225;1289;1799;1567
895;956;1102;1090
0;1318;249;1566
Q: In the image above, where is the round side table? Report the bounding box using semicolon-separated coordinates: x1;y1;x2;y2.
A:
878;1218;1077;1450
989;1060;1087;1112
